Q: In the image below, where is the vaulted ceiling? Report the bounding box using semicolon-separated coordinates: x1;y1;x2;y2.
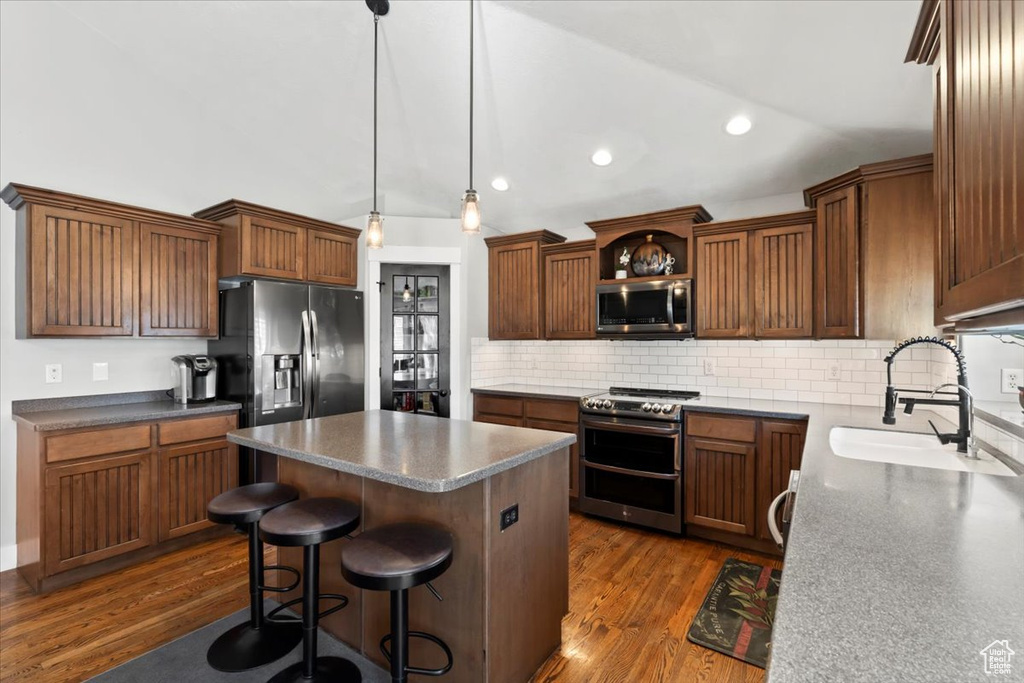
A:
4;0;931;232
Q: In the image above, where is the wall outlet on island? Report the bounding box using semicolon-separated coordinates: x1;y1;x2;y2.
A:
1002;368;1023;393
44;364;62;384
703;358;716;376
500;503;519;531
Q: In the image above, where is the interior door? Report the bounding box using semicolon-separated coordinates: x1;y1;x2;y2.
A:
380;264;451;418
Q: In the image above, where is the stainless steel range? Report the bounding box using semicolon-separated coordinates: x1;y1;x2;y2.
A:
577;387;700;533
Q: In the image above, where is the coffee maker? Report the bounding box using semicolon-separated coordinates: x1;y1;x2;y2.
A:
171;355;218;404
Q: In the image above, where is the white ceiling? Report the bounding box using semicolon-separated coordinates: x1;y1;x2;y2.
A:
10;0;931;232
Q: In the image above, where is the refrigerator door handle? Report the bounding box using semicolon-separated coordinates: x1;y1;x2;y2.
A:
310;309;321;419
301;310;313;420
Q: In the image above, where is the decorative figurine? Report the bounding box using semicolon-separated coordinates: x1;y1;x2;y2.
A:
664;253;676;275
616;247;630;279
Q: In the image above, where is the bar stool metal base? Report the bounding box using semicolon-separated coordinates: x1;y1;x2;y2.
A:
207;619;302;672
267;656;362;683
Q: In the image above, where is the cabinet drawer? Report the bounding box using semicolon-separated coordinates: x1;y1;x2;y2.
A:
525;398;578;424
158;414;237;446
475;414;524;428
45;425;152;464
686;414;757;443
474;395;524;418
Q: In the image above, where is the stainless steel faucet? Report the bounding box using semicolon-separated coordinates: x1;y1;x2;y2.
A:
929;383;978;459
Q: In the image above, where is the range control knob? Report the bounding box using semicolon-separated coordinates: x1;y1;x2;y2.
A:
581;398;590;408
603;399;613;409
642;402;652;412
651;403;662;412
661;404;674;414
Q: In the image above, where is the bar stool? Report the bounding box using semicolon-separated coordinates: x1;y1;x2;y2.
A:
206;483;303;672
341;523;454;683
260;497;362;683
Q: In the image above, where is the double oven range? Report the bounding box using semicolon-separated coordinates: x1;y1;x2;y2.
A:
578;387;700;533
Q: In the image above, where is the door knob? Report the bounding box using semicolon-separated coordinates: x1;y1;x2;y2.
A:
439;390;450;397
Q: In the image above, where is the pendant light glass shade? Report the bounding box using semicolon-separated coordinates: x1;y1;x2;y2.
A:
461;189;481;234
366;210;384;249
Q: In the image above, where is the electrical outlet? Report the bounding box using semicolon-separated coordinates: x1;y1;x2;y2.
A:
1002;368;1023;394
93;362;109;381
828;363;842;381
499;503;519;531
45;364;62;384
703;358;716;376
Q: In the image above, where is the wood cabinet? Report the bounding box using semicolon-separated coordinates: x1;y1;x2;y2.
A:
804;155;937;340
472;391;580;500
195;199;360;287
17;411;238;592
684;412;806;555
695;211;814;339
485;231;566;340
139;223;218;337
542;240;597;339
0;184;222;339
907;0;1024;329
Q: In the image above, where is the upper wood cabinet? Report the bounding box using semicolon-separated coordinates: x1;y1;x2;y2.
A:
695;212;814;339
1;184;222;339
139;223;218;337
907;0;1024;330
813;185;860;338
485;230;566;340
542;240;597;339
194;199;360;287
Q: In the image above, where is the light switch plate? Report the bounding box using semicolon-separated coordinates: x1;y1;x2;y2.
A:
45;364;62;384
93;362;109;381
1002;368;1023;393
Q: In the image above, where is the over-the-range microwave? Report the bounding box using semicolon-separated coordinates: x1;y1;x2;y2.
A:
596;279;693;339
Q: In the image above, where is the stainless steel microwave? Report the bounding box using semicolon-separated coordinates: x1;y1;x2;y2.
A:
596;279;693;338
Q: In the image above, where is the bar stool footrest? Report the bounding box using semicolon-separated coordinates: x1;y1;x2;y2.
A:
380;631;454;677
266;593;350;624
259;564;301;594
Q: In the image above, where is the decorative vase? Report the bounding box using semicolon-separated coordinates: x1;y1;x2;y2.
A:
631;235;669;276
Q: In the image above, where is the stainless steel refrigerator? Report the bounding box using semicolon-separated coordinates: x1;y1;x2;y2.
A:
208;279;364;482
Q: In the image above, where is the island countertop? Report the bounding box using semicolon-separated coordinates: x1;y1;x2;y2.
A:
228;409;576;493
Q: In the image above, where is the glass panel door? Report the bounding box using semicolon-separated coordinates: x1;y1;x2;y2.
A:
380;265;450;417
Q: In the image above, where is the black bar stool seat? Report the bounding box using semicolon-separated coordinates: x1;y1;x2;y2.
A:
260;497;362;683
341;523;454;683
206;483;302;672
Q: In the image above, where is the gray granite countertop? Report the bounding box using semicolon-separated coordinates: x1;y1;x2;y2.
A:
744;402;1024;683
471;384;601;400
227;410;576;493
12;390;240;431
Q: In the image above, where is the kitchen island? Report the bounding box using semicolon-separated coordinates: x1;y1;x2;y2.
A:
228;409;576;683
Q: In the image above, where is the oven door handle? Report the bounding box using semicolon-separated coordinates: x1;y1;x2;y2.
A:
581;417;681;436
767;490;788;551
582;461;679;481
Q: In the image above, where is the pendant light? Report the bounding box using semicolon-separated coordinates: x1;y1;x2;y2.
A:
460;0;481;234
366;0;389;249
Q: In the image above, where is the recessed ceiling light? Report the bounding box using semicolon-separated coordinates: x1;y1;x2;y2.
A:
491;177;509;192
726;116;752;136
591;149;613;166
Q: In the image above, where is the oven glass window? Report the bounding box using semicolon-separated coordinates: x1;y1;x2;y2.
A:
597;288;670;326
584;468;676;514
582;427;677;474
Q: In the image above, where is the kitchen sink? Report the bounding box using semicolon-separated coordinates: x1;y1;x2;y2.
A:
829;427;1017;477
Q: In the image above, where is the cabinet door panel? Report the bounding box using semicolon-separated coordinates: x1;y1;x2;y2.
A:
489;241;542;339
139;224;217;337
158;439;238;541
752;224;813;338
241;216;305;280
756;420;806;541
307;228;357;286
526;417;580;500
684;437;756;536
544;247;596;339
696;232;749;338
44;452;152;575
29;205;134;336
815;186;860;337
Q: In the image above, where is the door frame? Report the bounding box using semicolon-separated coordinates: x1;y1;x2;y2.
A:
367;247;464;419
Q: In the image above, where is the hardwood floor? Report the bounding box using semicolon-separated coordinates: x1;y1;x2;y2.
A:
0;514;779;683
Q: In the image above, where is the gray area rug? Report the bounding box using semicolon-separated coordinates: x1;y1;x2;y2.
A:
87;602;388;682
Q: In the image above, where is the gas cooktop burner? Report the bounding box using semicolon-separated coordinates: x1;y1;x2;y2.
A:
580;386;701;421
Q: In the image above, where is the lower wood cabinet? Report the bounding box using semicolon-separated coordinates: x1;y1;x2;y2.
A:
684;412;806;555
17;411;238;592
473;392;580;500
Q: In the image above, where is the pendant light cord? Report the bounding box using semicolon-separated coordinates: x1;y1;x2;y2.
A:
468;0;474;191
373;10;379;213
